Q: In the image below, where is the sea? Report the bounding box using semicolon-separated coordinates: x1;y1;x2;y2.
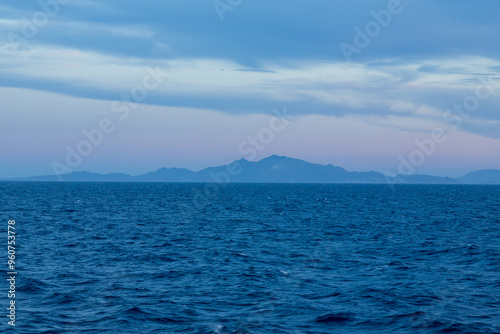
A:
1;182;499;333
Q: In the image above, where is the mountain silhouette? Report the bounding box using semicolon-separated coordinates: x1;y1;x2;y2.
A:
3;155;499;184
458;169;500;184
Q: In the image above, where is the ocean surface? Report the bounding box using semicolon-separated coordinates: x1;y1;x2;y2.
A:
1;182;499;333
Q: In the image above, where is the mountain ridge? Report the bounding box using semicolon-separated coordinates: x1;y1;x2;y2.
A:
2;155;499;184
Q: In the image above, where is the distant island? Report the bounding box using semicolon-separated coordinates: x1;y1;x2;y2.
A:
2;155;500;184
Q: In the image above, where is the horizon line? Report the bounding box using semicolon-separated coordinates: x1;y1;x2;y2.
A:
2;154;499;181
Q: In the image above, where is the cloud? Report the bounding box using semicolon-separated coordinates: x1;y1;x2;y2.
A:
1;44;499;126
3;0;500;63
56;21;156;39
1;41;499;144
0;19;21;29
234;69;277;73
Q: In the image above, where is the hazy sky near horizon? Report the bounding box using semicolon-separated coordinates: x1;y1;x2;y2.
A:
1;0;500;178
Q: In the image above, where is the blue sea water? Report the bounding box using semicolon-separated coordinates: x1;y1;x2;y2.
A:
1;182;499;333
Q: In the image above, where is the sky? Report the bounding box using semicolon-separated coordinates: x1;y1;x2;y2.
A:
1;0;499;178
